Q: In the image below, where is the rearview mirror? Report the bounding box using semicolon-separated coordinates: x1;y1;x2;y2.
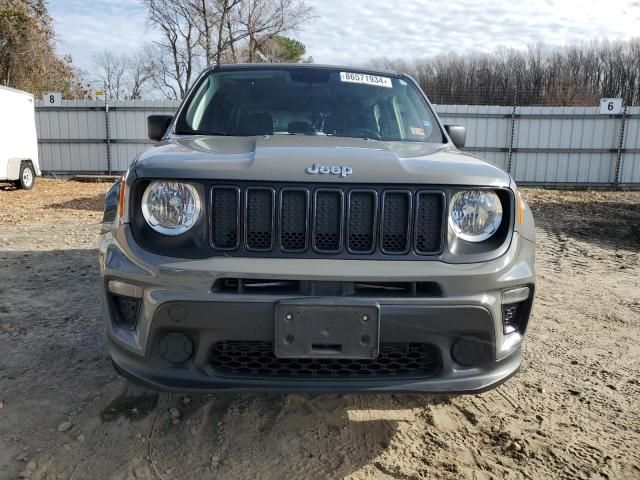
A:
147;115;173;141
444;125;466;149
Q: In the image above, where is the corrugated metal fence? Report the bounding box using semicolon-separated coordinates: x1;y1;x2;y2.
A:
35;100;640;186
35;100;176;173
437;105;640;187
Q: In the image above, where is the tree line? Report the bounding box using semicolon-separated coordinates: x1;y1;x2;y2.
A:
371;40;640;106
1;0;314;100
3;1;640;105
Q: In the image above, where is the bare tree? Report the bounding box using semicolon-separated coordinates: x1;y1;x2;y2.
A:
187;0;242;65
143;0;201;99
92;51;154;100
128;53;154;99
141;0;314;98
92;51;126;100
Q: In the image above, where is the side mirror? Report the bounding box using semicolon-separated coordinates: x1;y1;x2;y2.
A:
147;115;173;141
444;125;466;149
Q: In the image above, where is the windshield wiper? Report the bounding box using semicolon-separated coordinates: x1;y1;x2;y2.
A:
177;128;229;136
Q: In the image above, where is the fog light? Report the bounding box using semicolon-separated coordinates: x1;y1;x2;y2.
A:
502;287;531;334
109;294;141;331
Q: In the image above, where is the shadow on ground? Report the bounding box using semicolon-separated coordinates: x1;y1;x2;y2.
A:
47;194;105;212
529;197;640;251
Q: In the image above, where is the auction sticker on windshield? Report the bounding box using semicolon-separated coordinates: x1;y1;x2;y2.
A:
340;72;392;88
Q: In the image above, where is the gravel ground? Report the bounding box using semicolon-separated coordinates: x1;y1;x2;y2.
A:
0;179;639;480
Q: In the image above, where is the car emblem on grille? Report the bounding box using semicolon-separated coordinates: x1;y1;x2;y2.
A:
306;163;353;178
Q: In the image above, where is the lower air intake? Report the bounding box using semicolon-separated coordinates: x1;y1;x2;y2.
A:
209;341;440;379
109;294;141;330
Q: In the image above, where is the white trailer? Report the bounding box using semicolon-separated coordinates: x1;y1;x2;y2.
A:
0;86;40;189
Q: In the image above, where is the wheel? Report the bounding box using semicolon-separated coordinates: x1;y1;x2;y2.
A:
18;163;35;190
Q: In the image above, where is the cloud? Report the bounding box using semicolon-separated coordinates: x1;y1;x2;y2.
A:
297;0;640;64
50;0;154;68
50;0;640;71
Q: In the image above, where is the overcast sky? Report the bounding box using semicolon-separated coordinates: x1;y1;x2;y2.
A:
50;0;640;70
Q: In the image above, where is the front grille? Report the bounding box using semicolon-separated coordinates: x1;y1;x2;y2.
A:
210;184;445;258
209;341;440;378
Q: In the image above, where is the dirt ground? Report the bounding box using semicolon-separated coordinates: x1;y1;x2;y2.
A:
0;179;639;480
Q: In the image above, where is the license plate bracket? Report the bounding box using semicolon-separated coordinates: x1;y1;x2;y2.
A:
274;301;380;359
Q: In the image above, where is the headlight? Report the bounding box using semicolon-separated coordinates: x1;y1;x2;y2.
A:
449;190;503;242
141;181;201;235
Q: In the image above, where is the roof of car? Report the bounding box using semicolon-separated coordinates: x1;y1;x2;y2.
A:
209;63;401;77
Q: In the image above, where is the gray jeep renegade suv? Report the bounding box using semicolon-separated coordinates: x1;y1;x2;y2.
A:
99;64;535;393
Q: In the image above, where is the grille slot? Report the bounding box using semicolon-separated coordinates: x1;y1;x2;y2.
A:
245;187;275;251
279;189;309;251
211;187;240;250
414;192;445;254
313;189;343;252
209;341;440;378
347;190;377;253
381;191;412;254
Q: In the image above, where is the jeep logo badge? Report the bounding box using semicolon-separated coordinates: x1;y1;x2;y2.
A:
306;163;353;178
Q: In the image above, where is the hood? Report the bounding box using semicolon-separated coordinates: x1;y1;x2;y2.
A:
133;135;511;187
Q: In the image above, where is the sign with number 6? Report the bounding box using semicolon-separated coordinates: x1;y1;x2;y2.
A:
42;92;62;106
599;98;622;115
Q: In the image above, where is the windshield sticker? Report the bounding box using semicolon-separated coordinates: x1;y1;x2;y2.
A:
340;72;392;88
410;127;425;135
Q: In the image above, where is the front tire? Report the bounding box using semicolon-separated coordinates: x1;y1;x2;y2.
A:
18;163;35;190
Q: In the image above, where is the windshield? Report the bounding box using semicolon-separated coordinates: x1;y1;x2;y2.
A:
175;67;444;143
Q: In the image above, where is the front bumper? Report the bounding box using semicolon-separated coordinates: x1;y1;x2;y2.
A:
99;226;535;393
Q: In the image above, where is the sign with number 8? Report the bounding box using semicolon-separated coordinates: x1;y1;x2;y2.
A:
42;92;62;106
